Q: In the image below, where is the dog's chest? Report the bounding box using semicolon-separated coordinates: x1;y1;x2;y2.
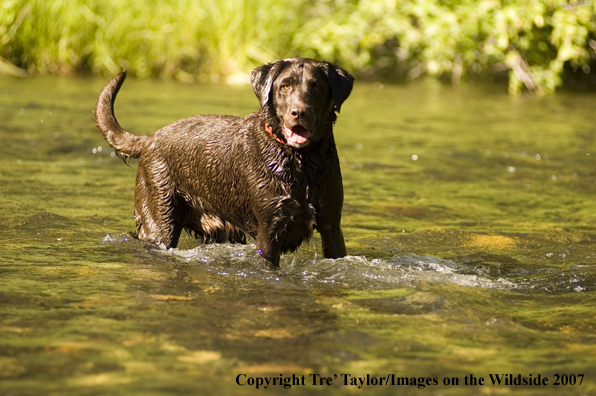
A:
265;146;303;185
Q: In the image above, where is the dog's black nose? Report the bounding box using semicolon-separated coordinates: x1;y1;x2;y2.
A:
290;108;307;120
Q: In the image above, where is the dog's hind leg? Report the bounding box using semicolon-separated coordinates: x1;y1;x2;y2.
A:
133;157;184;248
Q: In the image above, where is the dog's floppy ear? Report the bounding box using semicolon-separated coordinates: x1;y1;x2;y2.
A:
318;62;354;113
250;60;287;108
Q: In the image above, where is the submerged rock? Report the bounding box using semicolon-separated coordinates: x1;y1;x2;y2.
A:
352;292;444;315
17;211;73;231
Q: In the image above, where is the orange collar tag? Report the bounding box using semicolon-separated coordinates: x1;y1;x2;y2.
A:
264;123;285;144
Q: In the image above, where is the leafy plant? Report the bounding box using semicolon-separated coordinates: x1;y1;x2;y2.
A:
1;0;595;94
293;0;596;94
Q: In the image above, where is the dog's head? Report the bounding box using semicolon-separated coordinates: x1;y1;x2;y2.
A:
250;58;354;148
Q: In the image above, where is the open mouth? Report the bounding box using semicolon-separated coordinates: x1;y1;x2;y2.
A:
283;124;311;145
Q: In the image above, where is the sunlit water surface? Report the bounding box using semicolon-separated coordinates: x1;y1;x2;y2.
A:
1;76;596;395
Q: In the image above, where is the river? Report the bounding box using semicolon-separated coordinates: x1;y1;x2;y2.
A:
1;75;595;395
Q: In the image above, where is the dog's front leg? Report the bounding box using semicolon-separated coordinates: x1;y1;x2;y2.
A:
256;223;281;267
318;223;346;259
314;169;347;259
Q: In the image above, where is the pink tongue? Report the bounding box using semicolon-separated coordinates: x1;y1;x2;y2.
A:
284;125;308;144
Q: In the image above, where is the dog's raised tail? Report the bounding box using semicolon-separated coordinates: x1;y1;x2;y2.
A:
94;71;145;160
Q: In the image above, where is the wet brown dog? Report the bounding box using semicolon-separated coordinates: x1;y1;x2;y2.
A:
95;58;353;267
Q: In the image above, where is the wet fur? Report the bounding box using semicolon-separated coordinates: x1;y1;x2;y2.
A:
94;58;353;267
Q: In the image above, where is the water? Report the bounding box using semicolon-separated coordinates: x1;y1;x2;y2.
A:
1;76;596;395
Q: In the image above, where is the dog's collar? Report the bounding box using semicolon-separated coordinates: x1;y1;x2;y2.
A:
264;123;285;144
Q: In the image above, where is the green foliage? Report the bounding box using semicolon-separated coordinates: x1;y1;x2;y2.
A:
0;0;306;82
293;0;596;94
1;0;595;93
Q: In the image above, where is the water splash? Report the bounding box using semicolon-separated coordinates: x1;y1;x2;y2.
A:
102;235;596;294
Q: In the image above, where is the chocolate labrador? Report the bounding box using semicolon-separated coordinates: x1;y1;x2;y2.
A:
95;58;353;267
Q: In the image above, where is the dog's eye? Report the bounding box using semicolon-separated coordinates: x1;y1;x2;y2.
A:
282;85;292;91
313;84;320;92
